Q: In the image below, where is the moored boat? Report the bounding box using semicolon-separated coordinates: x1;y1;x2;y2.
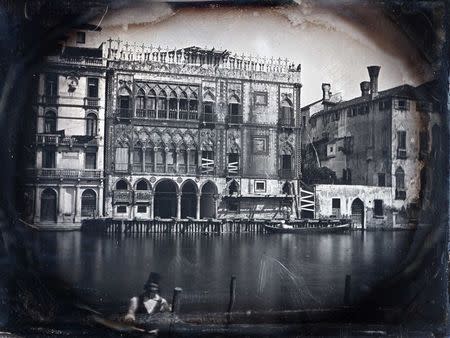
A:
264;219;351;234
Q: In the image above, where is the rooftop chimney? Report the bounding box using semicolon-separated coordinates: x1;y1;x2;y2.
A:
322;83;331;101
360;81;370;96
367;65;381;97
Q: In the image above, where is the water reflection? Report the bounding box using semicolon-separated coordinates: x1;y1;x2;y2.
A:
32;231;415;313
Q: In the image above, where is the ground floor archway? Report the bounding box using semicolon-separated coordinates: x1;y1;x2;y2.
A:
154;179;178;218
200;181;217;219
41;188;57;222
181;180;197;218
351;198;364;228
81;189;97;217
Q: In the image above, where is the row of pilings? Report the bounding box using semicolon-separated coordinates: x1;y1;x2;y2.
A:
81;218;350;234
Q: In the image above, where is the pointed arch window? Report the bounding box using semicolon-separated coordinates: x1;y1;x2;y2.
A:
135;89;146;117
146;89;157;118
228;95;242;124
157;90;167;119
202;93;215;123
169;91;178;119
86;113;97;136
118;88;131;118
189;92;198;120
133;144;143;172
179;92;188;120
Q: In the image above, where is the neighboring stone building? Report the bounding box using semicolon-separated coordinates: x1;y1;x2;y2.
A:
24;25;106;228
104;41;302;221
303;66;442;227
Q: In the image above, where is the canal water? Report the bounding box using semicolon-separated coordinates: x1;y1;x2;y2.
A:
31;230;417;315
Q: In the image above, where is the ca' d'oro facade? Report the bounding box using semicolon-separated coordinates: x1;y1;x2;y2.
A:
104;41;302;221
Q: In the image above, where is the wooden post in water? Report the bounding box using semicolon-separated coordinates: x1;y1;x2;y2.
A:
227;275;237;323
344;274;351;305
172;287;182;313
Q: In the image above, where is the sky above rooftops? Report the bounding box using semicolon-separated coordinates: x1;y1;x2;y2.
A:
87;2;435;105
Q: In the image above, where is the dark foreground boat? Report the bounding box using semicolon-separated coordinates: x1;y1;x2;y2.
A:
264;220;351;234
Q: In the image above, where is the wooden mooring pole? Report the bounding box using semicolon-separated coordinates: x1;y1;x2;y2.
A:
172;287;182;313
344;274;351;305
226;275;237;324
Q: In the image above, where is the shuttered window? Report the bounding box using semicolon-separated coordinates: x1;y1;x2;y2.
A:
115;147;129;171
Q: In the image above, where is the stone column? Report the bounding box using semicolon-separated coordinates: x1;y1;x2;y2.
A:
142;147;146;172
98;180;104;217
196;193;201;219
74;183;81;223
213;194;220;219
177;192;182;219
186;149;190;174
150;193;155;219
34;186;41;224
153;147;157;173
57;183;64;223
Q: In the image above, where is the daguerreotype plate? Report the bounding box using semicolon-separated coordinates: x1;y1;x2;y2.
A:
0;0;448;336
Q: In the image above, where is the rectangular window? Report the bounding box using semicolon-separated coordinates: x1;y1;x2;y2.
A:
378;173;385;187
85;152;96;169
254;91;268;105
42;148;56;168
332;198;341;217
45;73;58;97
374;200;383;217
76;31;86;44
117;205;127;214
137;205;147;213
397;130;406;158
203;102;214;122
281;154;292;170
397;99;408;110
252;136;268;154
87;78;98;98
115;147;129;172
254;180;266;193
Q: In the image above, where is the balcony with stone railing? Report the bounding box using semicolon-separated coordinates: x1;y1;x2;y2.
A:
113;190;133;204
27;168;102;180
36;134;99;147
134;190;152;203
84;97;101;108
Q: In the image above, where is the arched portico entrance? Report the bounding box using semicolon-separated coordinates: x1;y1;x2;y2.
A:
200;181;218;219
41;188;57;222
181;180;197;218
81;189;97;217
154;179;177;218
351;198;364;228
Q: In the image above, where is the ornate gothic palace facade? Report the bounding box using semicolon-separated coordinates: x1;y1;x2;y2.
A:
24;28;302;228
104;41;302;221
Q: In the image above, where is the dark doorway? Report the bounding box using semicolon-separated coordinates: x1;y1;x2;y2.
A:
282;182;292;195
351;198;364;228
181;180;197;218
154;180;177;219
41;188;57;222
81;189;97;217
200;181;217;219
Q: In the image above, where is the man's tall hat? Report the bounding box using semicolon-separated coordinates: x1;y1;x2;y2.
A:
144;272;161;291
